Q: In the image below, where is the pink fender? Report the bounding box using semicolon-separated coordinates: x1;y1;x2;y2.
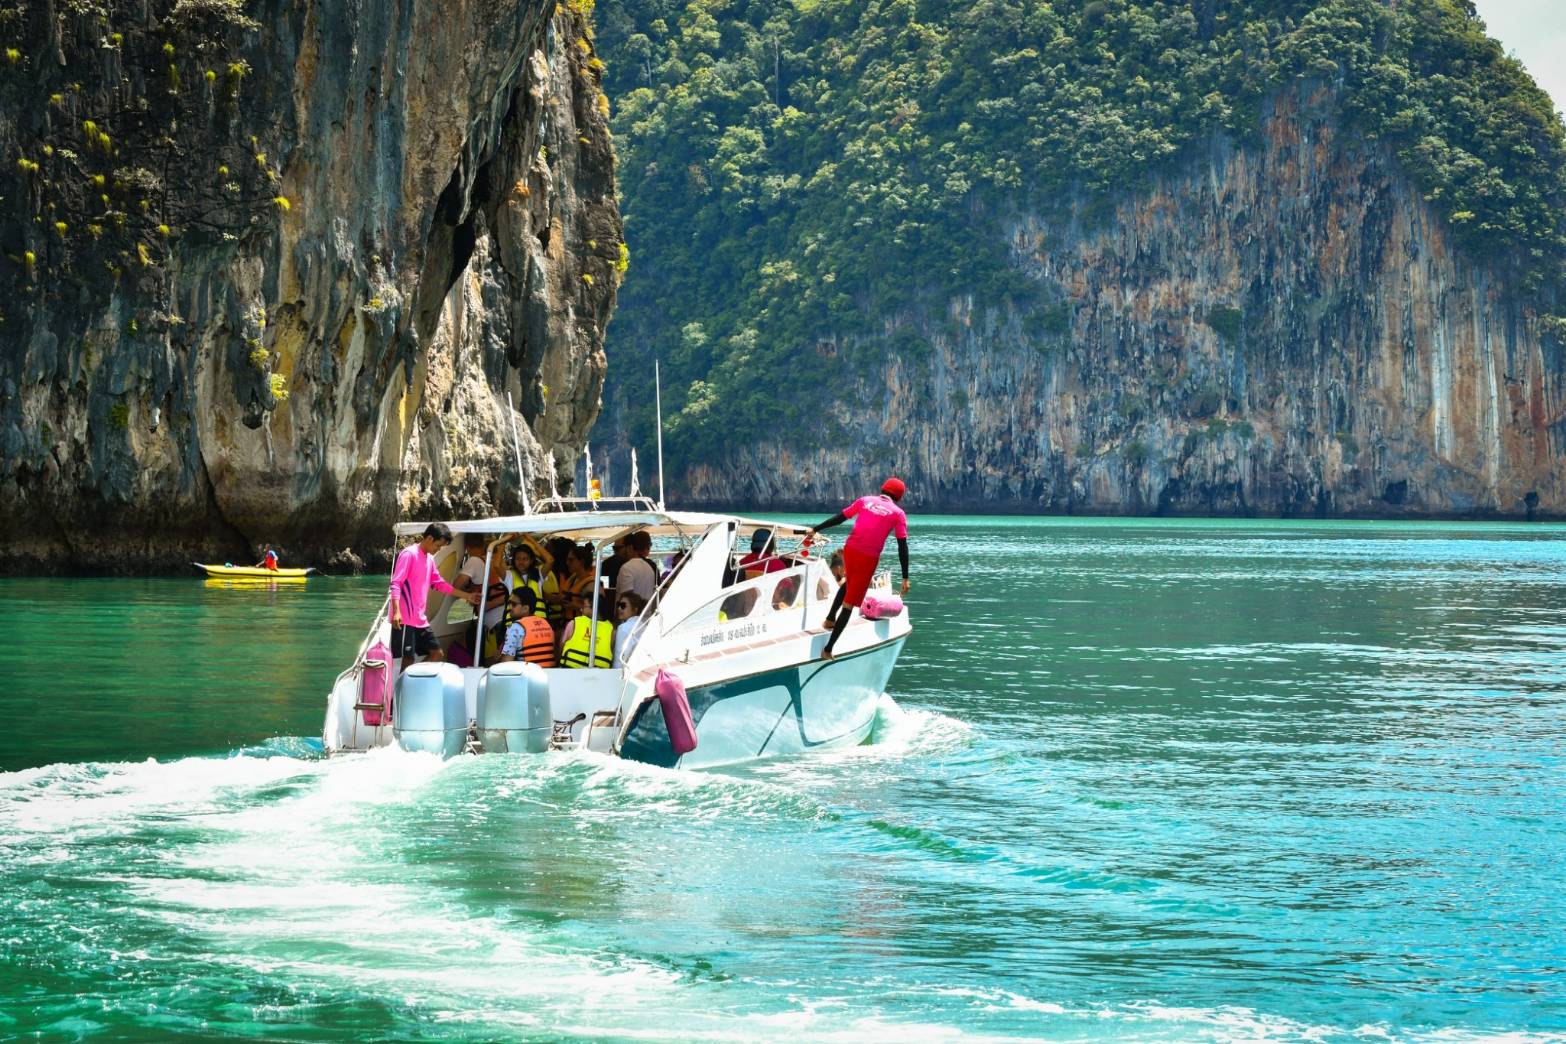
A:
359;642;393;726
860;591;904;620
655;668;698;756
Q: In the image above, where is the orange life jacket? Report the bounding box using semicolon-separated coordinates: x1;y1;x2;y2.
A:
519;615;557;668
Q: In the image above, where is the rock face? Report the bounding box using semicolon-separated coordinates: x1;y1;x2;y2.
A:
0;0;621;572
676;88;1565;518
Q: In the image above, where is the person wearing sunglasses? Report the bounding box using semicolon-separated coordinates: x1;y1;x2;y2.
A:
497;588;556;667
612;591;648;668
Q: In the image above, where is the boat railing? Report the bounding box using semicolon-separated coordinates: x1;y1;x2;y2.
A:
532;493;662;514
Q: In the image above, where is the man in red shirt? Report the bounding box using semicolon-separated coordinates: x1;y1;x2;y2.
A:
806;478;911;659
739;529;787;579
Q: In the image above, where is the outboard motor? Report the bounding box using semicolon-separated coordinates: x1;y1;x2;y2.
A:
476;662;552;753
393;662;467;758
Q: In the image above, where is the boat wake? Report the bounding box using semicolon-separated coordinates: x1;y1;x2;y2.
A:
0;703;1532;1042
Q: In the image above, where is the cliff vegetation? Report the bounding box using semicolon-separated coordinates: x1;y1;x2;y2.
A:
597;0;1566;515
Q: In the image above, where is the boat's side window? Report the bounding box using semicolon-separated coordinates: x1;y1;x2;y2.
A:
771;575;800;609
720;589;757;620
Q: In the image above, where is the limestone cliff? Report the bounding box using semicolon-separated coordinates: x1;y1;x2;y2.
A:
675;88;1565;518
0;0;621;572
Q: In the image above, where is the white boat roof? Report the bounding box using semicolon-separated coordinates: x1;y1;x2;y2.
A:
392;509;813;543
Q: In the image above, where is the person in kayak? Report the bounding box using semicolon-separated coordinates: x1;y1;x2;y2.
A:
254;544;279;571
806;478;911;660
389;523;481;668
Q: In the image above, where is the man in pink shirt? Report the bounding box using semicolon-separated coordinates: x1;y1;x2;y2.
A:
389;522;481;668
806;477;911;660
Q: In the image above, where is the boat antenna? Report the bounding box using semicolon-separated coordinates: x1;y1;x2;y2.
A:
655;358;667;510
506;391;534;516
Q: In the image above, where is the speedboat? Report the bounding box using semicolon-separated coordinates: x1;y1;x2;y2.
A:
321;503;910;769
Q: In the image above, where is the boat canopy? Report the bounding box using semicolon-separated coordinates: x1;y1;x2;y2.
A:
391;509;815;544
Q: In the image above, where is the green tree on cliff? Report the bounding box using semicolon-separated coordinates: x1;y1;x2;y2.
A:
595;0;1566;466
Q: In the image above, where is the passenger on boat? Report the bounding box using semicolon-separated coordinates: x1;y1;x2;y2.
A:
740;529;787;579
540;536;576;629
616;530;657;603
498;588;556;668
560;589;613;668
613;591;648;667
807;477;911;660
255;544;279;571
480;556;510;661
772;574;800;609
455;535;487;594
813;550;847;603
389;523;481;668
558;544;596;633
719;588;757;621
506;543;548;617
600;535;629;589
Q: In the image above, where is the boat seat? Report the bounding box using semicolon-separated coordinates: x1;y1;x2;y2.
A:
584;711;619;753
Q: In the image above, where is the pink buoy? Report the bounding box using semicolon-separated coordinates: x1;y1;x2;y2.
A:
859;591;904;620
358;642;393;726
655;668;698;756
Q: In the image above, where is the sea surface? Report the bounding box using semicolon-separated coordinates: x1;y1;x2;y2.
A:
1;517;1564;1041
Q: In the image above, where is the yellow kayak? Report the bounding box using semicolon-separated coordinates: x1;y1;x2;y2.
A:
193;563;314;579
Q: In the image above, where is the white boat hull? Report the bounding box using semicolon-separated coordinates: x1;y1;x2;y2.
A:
617;631;905;769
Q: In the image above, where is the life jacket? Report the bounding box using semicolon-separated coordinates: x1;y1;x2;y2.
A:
560;617;613;668
263;550;278;571
508;568;547;616
518;615;557;667
541;570;566;623
557;571;594;622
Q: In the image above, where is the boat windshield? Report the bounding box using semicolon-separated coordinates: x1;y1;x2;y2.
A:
662;562;815;637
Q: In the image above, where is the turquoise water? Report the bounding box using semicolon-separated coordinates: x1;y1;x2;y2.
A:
2;518;1564;1040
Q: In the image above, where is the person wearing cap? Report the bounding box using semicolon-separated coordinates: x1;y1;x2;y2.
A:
805;477;911;660
739;528;787;580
